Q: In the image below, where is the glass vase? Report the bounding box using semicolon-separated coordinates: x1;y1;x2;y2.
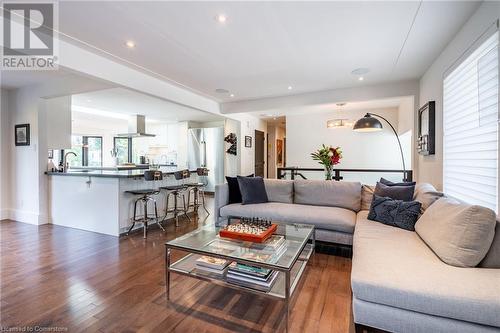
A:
324;165;333;180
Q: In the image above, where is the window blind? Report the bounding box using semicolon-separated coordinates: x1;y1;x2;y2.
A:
443;31;499;211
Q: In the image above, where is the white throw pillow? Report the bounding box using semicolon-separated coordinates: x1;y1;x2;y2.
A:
415;197;496;267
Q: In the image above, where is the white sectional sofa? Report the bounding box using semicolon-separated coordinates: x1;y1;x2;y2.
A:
214;179;500;333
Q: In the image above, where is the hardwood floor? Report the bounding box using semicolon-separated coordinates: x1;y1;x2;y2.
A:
0;201;354;332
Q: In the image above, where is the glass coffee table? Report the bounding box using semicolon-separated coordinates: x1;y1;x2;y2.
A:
165;217;315;332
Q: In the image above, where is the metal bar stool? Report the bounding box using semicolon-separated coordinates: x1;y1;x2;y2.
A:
186;167;210;215
125;170;164;238
160;169;191;227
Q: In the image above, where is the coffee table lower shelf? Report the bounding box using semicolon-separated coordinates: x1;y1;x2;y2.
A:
167;243;313;300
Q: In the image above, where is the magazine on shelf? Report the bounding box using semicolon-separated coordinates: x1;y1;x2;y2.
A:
227;270;279;292
227;262;272;280
196;256;230;270
194;265;226;277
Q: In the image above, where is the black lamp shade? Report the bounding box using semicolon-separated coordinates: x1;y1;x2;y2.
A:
353;113;383;132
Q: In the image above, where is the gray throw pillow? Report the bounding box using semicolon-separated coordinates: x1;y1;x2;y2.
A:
237;176;269;205
368;194;422;231
415;197;496;267
374;182;415;201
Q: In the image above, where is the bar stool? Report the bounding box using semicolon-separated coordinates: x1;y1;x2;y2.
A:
126;170;164;238
160;169;191;227
186;167;210;215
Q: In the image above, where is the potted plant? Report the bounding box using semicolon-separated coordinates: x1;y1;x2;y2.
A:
311;145;342;180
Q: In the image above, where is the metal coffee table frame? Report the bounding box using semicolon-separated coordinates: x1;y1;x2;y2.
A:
165;220;315;332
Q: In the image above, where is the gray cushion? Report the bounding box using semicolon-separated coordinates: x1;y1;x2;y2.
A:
220;202;356;233
293;180;361;212
479;220;500;268
413;183;444;212
361;185;375;211
264;179;294;204
415;197;496;267
352;211;500;328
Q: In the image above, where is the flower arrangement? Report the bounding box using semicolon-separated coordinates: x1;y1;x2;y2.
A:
311;145;343;180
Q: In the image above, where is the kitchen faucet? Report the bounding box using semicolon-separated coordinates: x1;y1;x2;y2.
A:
63;151;77;172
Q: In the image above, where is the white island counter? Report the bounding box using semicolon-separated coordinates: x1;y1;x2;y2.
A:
47;168;199;236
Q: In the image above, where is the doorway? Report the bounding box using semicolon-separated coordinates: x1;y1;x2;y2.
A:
255;130;265;177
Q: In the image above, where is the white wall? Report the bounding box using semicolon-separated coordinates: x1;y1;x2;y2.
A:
418;2;500;190
287;108;408;184
223;118;241;177
44;96;72;149
232;114;268;177
0;89;12;220
2;75;111;225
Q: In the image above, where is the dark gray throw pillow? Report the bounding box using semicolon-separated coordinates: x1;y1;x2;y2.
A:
368;194;422;231
374;182;415;201
226;174;254;204
380;177;416;187
237;176;269;205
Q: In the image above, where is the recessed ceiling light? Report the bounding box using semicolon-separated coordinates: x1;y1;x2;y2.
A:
230;93;235;98
358;77;364;81
125;40;136;48
215;14;227;23
287;86;293;90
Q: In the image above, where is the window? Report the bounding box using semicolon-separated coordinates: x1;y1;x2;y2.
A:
66;136;83;167
68;135;103;167
113;137;132;165
443;31;498;211
84;136;103;167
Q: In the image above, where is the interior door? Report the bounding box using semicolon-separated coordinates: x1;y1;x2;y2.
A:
255;130;265;177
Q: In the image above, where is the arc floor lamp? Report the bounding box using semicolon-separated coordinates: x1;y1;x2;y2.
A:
353;113;408;181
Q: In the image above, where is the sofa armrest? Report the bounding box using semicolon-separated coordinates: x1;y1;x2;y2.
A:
214;183;229;225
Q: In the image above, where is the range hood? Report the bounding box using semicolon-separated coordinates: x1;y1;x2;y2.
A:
117;115;155;138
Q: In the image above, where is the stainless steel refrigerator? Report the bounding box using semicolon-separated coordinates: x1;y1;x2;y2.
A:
187;127;224;192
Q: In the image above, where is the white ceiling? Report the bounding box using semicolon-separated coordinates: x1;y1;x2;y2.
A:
72;88;224;123
58;1;479;102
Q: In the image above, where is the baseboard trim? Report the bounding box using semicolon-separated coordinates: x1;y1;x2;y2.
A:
0;209;9;220
6;209;44;225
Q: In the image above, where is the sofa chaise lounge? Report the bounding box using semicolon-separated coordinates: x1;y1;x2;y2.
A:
214;179;500;332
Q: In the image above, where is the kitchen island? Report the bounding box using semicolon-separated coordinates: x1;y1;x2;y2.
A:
46;167;200;236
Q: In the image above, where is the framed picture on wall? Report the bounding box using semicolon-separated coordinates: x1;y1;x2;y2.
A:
15;124;30;146
245;136;252;148
276;139;283;165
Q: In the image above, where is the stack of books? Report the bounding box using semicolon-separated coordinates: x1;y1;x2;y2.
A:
226;262;279;292
195;256;230;277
